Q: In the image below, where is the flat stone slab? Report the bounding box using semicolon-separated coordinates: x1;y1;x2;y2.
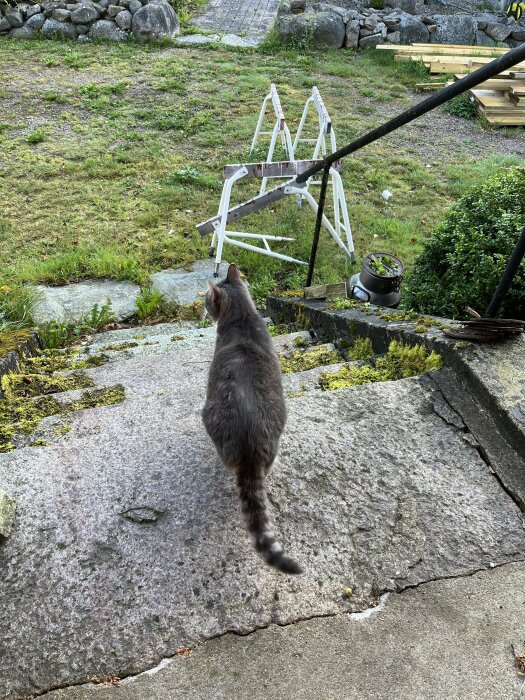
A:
1;345;524;697
31;279;140;324
220;33;260;47
174;33;219;45
149;259;229;305
42;562;525;700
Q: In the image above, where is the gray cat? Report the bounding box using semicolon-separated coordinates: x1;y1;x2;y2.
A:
202;264;302;575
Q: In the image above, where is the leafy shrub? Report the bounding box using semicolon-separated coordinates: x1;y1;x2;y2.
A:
443;95;476;119
136;288;164;320
404;167;525;320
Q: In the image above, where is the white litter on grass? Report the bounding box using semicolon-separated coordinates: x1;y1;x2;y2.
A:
349;593;390;621
382;190;392;201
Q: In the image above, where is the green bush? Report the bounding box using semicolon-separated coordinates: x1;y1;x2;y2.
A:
443;95;476;119
403;167;525;320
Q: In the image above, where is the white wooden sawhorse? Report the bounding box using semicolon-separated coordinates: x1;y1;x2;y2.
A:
196;159;354;277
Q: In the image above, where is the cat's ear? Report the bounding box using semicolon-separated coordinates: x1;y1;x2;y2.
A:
226;264;240;283
208;281;222;304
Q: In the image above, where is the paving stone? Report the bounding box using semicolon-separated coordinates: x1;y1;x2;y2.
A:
191;0;278;41
31;279;140;323
149;259;229;305
174;32;218;44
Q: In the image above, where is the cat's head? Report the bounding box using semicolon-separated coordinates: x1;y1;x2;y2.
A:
205;264;254;321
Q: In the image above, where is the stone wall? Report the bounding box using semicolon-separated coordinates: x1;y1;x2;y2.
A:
276;0;525;48
0;0;180;41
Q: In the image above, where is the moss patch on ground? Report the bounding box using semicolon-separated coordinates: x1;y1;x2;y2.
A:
319;340;441;391
0;347;123;452
0;329;35;357
280;345;341;374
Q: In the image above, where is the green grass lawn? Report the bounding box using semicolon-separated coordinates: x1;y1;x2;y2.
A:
0;36;523;325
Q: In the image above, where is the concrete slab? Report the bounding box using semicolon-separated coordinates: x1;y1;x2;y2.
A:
41;562;525;700
1;353;524;697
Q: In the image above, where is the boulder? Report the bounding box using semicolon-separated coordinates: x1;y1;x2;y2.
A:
70;4;99;22
431;14;477;45
276;10;345;48
345;18;360;47
52;7;71;20
75;22;89;32
26;4;42;17
115;7;131;28
0;16;11;31
9;25;34;37
384;0;418;15
25;12;46;29
387;29;400;42
484;22;512;42
398;13;429;43
6;9;24;27
131;0;179;39
42;17;77;36
512;29;525;41
107;3;123;15
475;29;495;46
89;18;128;39
128;0;141;11
359;31;382;48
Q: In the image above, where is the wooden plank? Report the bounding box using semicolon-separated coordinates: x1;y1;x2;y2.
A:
223;159;342;180
304;282;348;300
510;72;525;79
377;44;508;56
197;180;305;236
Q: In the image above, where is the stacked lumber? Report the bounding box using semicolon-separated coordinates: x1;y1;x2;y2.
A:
377;43;525;125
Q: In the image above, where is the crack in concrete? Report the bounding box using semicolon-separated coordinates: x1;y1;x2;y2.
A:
423;374;525;513
31;560;525;699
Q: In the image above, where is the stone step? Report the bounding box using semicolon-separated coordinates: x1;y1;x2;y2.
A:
282;361;364;396
1;352;524;698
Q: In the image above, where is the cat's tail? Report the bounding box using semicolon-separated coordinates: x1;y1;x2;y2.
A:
236;469;303;575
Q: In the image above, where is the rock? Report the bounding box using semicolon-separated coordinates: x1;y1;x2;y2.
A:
386;29;400;42
26;4;42;17
6;9;24;27
150;260;228;304
42;17;77;36
119;0;130;6
9;25;34;37
484;22;512;42
512;29;525;41
98;0;109;6
475;29;495;46
128;0;141;11
131;0;179;39
52;7;71;20
0;490;15;539
89;17;128;38
290;0;305;12
345;18;360;47
107;3;123;15
277;9;345;48
0;16;11;31
74;22;89;32
431;15;477;45
398;13;429;43
359;31;382;48
175;32;217;44
30;279;139;324
362;16;378;30
383;14;400;30
385;0;418;14
77;32;90;39
25;12;46;28
70;4;99;22
115;7;131;28
220;33;260;47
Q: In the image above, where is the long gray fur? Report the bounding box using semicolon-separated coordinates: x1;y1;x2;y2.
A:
202;264;302;574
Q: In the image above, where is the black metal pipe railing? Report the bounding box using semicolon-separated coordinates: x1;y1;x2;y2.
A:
303;42;525;287
485;225;525;318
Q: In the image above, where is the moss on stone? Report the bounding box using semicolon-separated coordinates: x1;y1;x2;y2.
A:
65;385;126;412
319;341;442;391
267;324;290;337
280;346;341;374
100;341;140;352
53;423;72;437
0;329;34;358
1;371;94;401
348;337;374;361
171;335;185;341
